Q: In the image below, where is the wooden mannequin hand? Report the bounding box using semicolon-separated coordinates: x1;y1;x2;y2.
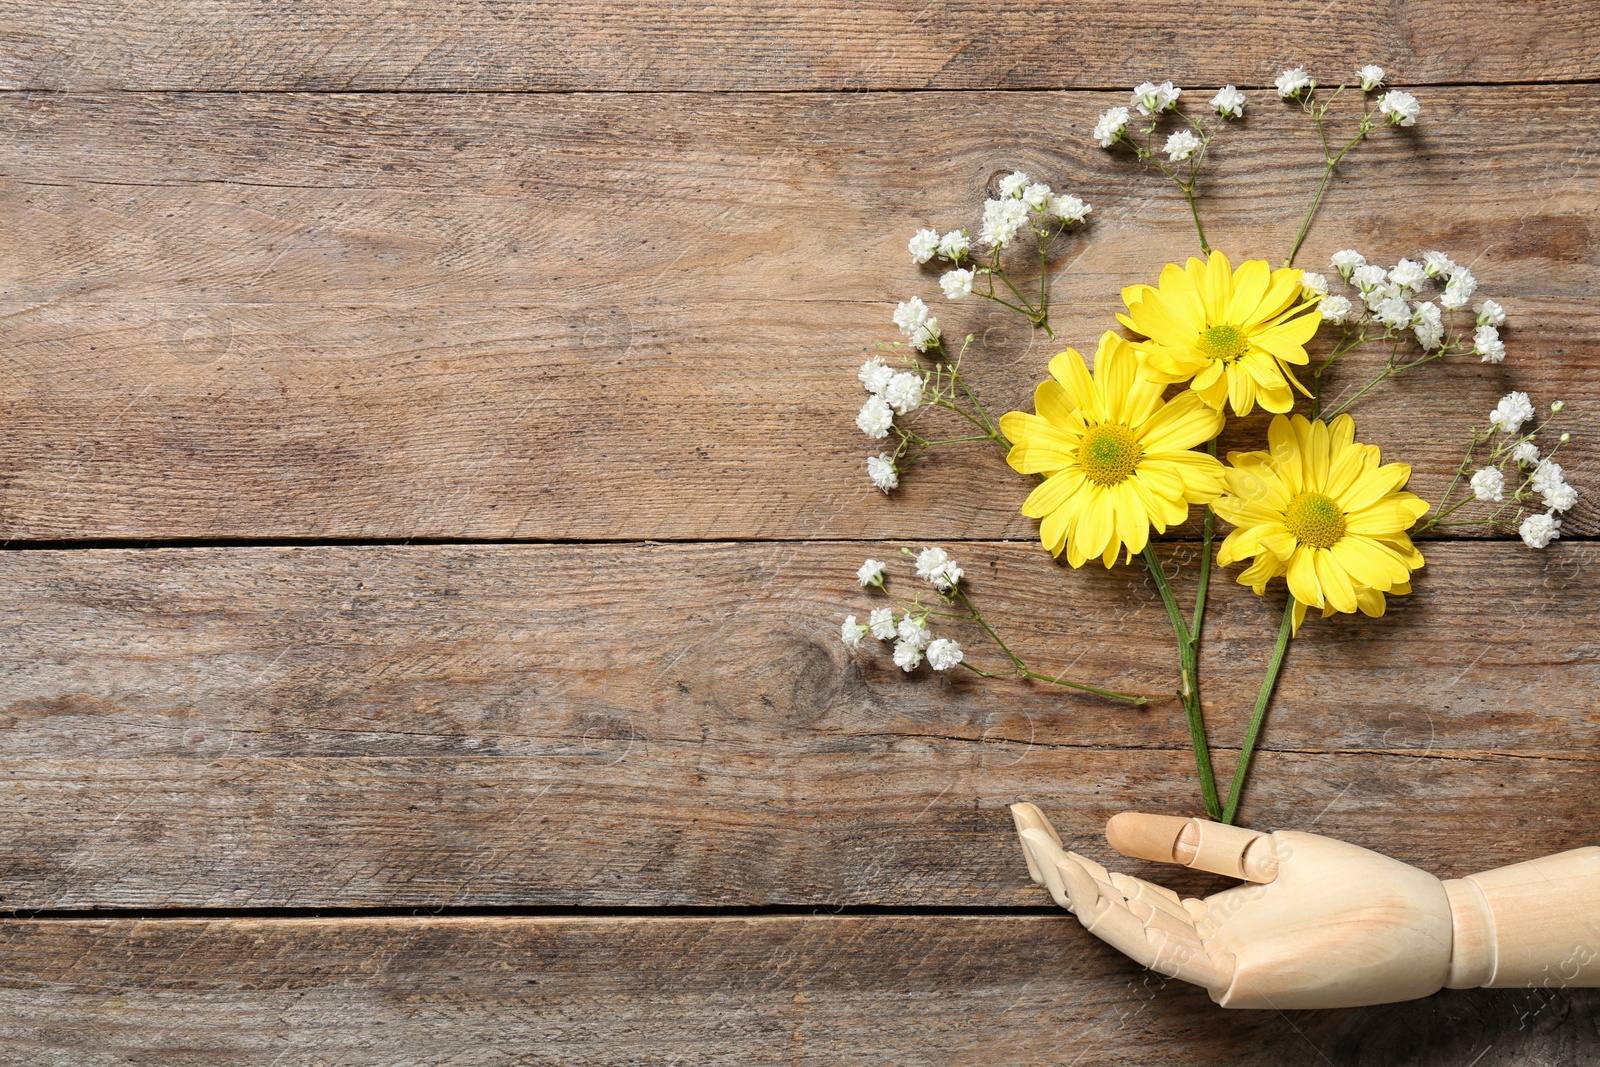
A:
1012;803;1600;1009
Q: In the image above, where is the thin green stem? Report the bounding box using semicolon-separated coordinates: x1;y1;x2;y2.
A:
1222;596;1297;824
1285;163;1336;269
978;292;1036;318
950;586;1155;705
1141;545;1221;820
1284;108;1372;268
1184;186;1211;254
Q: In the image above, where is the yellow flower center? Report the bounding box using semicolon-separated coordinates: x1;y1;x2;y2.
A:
1284;492;1347;549
1197;324;1250;363
1076;423;1144;487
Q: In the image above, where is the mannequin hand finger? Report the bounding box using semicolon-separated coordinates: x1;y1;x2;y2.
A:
1010;803;1065;885
1105;812;1280;883
1054;854;1235;993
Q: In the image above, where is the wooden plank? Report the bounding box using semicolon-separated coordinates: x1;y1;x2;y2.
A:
0;915;1593;1065
1;87;1595;541
3;1;1597;92
0;541;1593;909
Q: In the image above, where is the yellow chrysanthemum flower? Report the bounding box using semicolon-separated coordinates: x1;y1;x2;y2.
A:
999;331;1227;568
1214;414;1429;635
1117;250;1323;416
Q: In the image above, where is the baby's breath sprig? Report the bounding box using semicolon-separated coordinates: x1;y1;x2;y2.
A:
1416;397;1578;548
911;171;1092;339
1093;80;1241;254
1279;64;1420;267
839;547;1164;704
854;334;1010;492
1309;249;1503;419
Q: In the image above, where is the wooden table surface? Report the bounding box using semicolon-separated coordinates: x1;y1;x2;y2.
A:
2;3;1598;1064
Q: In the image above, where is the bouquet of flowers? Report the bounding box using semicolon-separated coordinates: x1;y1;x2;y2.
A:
838;65;1579;823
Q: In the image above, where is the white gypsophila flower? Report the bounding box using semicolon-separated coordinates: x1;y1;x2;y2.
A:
856;395;894;439
857;559;887;587
1022;182;1052;211
1390;258;1427;291
1049;193;1091;223
940;268;975;300
1300;271;1329;298
1374;295;1412;329
868;607;897;640
884;371;924;414
893;295;928;333
1211;85;1246;119
897;614;931;650
892;639;924;672
1320;293;1353;323
1275;66;1315;99
1470;466;1505;502
1093;106;1130;147
1331;249;1366;279
1132;80;1181;115
841;615;866;650
1531;459;1565;497
858;357;895;395
1413;301;1444;350
893;296;941;351
913;546;949;580
1352;263;1387;291
1476;299;1506;327
1422;250;1457;278
1519;511;1560;549
1164;130;1202;162
914;547;963;591
925;638;964;672
979;197;1030;249
937;229;970;261
867;453;899;493
1358;64;1386;92
1378;89;1420;127
1362;282;1397;312
1489;391;1536;434
998;171;1031;199
1513;441;1540;467
1474;324;1506;364
1442;268;1478;310
1546;481;1579;512
908;228;939;265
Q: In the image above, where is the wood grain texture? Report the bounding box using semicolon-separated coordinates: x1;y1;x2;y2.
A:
0;915;1594;1066
2;1;1598;92
2;87;1595;541
0;541;1592;909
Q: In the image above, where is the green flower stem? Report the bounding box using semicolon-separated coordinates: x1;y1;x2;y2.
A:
1183;186;1211;255
949;586;1158;705
979;291;1037;319
1284;103;1376;268
1222;595;1297;824
1319;337;1447;421
1142;544;1222;821
1416;486;1477;535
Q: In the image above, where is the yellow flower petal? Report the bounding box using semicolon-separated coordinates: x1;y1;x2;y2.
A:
1138;390;1225;453
1286;546;1323;607
1047;348;1099;416
1314;548;1359;613
1225;259;1271;323
1215;413;1425;631
1021;468;1088;520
